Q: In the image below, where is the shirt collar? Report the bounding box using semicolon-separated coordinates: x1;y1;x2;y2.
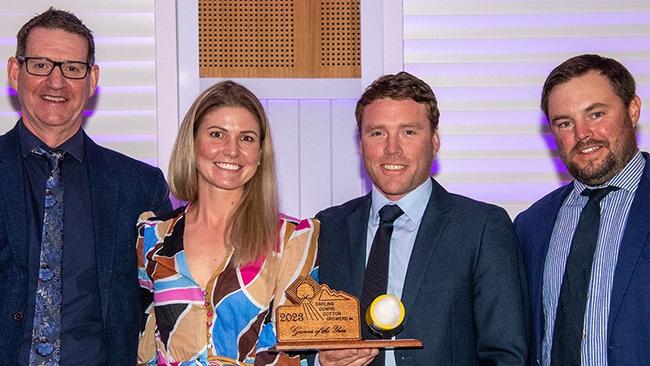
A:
573;150;645;195
18;118;85;162
370;177;432;225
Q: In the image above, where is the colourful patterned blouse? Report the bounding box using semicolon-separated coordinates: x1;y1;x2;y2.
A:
136;206;319;365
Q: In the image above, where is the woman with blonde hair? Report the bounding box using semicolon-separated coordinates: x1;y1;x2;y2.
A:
136;81;318;365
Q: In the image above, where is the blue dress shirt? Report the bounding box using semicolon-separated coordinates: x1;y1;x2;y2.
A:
367;178;432;366
543;151;645;366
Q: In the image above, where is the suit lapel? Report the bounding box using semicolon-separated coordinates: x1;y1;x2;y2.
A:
0;126;29;276
85;134;119;319
346;194;371;297
400;179;451;321
526;184;571;358
608;154;650;335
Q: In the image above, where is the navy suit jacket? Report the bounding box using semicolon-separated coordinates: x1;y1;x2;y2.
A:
317;178;529;365
514;152;650;365
0;124;172;365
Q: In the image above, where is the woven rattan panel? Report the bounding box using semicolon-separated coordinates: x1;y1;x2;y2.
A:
199;0;360;78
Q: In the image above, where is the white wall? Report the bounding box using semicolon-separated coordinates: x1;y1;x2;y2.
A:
403;0;650;216
5;1;650;219
0;0;161;166
177;0;403;218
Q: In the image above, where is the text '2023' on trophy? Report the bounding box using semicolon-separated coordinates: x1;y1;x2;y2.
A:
273;276;422;351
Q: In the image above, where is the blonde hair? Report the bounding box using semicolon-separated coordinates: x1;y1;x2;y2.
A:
168;81;279;265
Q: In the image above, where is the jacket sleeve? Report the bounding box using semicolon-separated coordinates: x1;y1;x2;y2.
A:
150;168;173;216
473;206;529;365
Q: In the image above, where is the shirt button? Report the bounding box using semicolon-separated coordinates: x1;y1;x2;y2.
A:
14;311;24;321
207;311;213;317
204;301;210;307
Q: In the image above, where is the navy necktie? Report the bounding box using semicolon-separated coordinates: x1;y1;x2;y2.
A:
29;147;65;366
551;186;619;366
361;204;404;366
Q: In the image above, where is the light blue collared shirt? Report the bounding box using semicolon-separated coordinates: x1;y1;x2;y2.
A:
543;151;645;366
367;178;432;366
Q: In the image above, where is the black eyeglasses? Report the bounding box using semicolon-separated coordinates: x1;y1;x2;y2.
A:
16;56;91;80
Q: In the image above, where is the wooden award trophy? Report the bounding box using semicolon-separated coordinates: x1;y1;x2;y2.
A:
273;276;422;351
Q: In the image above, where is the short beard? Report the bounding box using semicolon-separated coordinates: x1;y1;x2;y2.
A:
563;127;637;186
567;151;618;186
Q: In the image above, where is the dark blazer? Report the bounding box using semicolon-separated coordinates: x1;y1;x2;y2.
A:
514;152;650;366
0;124;172;365
317;178;529;365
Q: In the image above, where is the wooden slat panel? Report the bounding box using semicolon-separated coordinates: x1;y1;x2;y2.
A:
94;61;156;86
1;0;154;13
404;0;650;15
403;0;650;217
95;38;155;61
199;0;360;78
0;3;159;166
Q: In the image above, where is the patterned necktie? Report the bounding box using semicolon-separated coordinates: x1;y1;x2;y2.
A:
551;186;619;366
361;204;404;366
29;147;65;366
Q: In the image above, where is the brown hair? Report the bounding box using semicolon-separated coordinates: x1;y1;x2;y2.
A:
355;71;440;132
16;7;95;65
541;54;636;118
168;81;279;266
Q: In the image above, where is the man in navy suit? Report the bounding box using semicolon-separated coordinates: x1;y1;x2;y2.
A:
316;72;528;366
515;54;650;365
0;8;171;364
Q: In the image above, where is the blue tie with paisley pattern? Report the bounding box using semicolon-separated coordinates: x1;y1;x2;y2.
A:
29;147;65;366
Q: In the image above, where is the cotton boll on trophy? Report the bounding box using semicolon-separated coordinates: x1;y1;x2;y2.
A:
365;294;405;338
272;276;421;351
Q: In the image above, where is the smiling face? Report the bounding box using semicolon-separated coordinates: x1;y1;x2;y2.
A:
8;27;98;147
194;106;262;197
360;98;440;201
548;71;641;186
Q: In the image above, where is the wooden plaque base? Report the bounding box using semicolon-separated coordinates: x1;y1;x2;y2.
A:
272;338;422;351
274;277;422;353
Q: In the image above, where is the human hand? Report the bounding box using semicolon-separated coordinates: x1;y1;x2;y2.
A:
318;348;379;366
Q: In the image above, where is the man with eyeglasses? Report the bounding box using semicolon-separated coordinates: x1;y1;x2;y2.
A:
0;8;171;365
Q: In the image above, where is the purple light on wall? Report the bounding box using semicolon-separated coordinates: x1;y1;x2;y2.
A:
405;13;650;29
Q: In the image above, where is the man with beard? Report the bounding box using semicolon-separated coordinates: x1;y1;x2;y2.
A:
515;54;650;366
